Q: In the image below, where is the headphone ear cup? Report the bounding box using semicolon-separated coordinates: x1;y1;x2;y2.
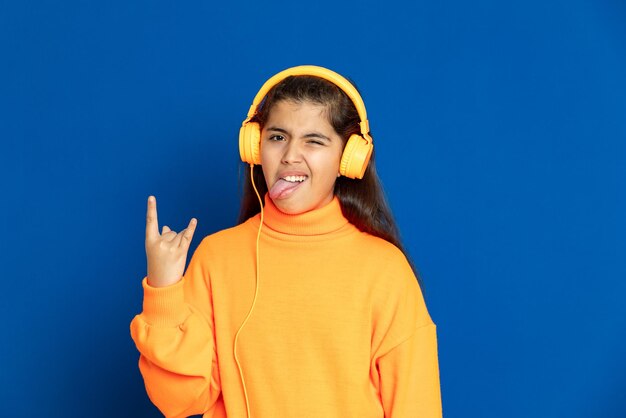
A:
340;134;373;179
239;122;262;165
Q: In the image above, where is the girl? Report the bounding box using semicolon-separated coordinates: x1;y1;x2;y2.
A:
131;65;442;418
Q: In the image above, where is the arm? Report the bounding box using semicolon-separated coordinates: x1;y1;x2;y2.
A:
369;245;443;417
376;323;442;417
130;238;221;418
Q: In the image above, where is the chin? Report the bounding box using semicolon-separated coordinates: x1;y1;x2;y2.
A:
274;200;309;215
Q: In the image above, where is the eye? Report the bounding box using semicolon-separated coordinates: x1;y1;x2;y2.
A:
307;140;324;145
269;134;285;141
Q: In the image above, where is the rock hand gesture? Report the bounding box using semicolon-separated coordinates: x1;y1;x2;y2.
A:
144;196;197;288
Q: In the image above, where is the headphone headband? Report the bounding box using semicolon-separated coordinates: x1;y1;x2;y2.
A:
245;65;371;139
239;65;374;179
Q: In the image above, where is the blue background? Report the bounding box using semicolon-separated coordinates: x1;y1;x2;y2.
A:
1;0;625;416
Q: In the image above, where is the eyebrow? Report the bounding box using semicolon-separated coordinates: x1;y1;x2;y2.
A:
266;126;332;142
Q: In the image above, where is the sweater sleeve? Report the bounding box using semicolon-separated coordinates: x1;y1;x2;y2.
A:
370;246;442;417
129;238;221;418
376;323;442;417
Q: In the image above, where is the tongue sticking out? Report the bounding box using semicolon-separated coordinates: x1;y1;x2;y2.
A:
269;178;305;199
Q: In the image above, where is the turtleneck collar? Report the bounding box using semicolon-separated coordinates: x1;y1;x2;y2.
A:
251;193;350;236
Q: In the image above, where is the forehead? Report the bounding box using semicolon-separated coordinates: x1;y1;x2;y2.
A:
265;100;332;127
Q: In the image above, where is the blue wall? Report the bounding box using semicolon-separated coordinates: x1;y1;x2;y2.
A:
1;1;625;416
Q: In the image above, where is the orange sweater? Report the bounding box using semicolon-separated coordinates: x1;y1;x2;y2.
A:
130;195;442;418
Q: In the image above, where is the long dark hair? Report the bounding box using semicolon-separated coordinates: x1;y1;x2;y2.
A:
237;75;422;287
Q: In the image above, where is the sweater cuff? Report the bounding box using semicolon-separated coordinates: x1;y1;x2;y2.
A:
140;277;189;327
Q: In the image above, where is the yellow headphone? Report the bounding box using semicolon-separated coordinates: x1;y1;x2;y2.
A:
239;65;374;179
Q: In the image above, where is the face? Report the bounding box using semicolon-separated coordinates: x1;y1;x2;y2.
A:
260;100;344;215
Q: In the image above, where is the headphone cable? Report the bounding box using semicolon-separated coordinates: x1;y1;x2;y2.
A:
233;163;263;418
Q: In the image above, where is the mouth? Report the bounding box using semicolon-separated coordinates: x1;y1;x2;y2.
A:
281;175;308;183
269;175;309;199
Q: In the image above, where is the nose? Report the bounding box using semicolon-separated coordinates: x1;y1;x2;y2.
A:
281;139;303;164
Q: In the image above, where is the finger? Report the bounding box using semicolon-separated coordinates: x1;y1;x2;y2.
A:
177;218;197;248
162;226;178;242
145;196;160;240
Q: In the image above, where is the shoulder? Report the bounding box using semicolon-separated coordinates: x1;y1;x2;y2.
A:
355;233;433;328
347;230;423;300
366;233;407;260
349;231;413;275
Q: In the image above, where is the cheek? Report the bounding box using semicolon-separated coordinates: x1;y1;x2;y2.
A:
259;147;273;182
318;150;343;181
259;140;268;164
331;145;344;169
260;142;276;167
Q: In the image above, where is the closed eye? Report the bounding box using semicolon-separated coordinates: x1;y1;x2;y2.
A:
303;132;331;145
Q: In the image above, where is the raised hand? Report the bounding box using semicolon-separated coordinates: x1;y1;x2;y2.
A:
145;196;197;288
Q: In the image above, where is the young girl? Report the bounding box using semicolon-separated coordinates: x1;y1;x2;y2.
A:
131;65;442;418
